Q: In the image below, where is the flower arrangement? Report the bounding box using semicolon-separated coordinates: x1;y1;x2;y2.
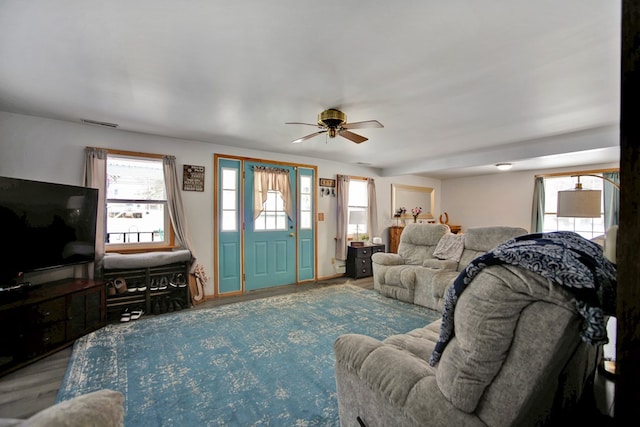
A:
394;207;406;226
411;206;422;223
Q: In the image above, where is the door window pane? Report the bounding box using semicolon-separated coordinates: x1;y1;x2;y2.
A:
255;190;287;231
221;168;238;231
300;175;312;230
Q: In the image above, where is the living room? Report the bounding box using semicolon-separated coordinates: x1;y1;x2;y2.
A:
1;1;638;425
0;111;619;288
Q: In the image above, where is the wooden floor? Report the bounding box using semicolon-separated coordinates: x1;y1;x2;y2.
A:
0;276;372;419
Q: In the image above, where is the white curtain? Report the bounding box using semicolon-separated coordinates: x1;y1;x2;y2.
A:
163;156;198;271
367;178;379;239
253;166;293;220
83;147;107;272
335;175;350;261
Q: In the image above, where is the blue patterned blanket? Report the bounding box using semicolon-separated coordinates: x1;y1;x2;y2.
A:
429;231;617;366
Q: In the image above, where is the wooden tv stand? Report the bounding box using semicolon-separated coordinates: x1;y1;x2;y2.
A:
0;278;106;377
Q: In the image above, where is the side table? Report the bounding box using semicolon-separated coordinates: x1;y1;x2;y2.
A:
346;244;385;279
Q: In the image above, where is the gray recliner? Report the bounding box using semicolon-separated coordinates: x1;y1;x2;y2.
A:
334;264;601;426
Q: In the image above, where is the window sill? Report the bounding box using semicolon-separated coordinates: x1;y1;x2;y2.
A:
106;244;179;255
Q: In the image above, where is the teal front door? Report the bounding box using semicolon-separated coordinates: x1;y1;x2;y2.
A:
216;157;315;295
243;162;297;291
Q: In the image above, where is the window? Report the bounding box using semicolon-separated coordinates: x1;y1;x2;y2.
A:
220;168;238;231
254;190;288;230
542;174;605;239
348;179;368;238
106;153;173;250
299;175;313;229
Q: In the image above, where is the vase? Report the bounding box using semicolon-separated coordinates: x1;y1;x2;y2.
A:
413;216;418;223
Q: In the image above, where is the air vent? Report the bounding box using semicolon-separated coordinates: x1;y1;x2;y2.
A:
81;119;119;128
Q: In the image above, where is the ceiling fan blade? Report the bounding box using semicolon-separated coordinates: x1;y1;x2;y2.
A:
341;120;383;129
338;130;368;144
292;130;327;143
285;122;321;127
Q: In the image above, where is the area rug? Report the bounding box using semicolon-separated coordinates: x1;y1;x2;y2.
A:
58;284;440;426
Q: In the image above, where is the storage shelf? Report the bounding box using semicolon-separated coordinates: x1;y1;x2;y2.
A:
0;279;106;377
103;261;190;323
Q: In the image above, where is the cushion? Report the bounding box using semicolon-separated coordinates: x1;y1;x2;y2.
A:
432;233;465;262
20;389;124;427
435;265;577;413
422;258;458;270
103;249;191;269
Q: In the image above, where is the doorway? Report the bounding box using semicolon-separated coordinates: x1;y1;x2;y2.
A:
215;156;316;295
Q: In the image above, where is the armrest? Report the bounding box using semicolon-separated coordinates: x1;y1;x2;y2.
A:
422;258;458;270
334;333;385;373
371;252;404;265
334;334;435;407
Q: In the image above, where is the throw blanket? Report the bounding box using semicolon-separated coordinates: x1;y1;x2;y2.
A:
429;231;617;366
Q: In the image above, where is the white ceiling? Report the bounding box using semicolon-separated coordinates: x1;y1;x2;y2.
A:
0;1;621;179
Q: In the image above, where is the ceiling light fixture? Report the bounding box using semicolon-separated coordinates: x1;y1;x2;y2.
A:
496;163;512;171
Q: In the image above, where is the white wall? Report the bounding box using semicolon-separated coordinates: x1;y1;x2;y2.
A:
441;162;619;232
0;111;440;294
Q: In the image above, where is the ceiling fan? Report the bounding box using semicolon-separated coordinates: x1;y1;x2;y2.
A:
286;109;383;144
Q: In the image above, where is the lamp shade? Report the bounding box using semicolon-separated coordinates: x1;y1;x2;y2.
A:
557;189;602;218
349;210;366;225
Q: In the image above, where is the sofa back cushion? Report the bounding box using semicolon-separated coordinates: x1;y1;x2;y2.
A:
397;223;450;265
435;265;593;424
457;226;528;271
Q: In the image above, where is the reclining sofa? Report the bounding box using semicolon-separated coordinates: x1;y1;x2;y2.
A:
335;228;617;426
334;264;601;426
372;224;528;311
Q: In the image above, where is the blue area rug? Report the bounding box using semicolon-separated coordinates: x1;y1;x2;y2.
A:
58;284;440;426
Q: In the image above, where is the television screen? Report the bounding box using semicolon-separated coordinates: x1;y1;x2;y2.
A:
0;176;98;285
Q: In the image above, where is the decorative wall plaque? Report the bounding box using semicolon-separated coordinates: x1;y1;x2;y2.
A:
183;165;205;192
319;178;335;187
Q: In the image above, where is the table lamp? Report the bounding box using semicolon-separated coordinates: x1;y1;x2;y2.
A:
349;211;366;241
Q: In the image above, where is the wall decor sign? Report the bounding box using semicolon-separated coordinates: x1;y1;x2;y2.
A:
183;165;205;192
319;178;336;187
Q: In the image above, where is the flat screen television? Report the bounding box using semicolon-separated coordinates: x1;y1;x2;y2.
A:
0;176;98;287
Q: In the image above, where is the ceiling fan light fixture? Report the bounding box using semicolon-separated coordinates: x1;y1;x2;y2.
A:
496;163;512;171
318;109;347;128
286;108;381;144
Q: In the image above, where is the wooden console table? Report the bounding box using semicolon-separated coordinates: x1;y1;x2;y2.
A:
449;225;462;234
389;226;404;253
389;224;462;254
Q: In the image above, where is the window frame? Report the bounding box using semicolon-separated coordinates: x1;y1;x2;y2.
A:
347;178;369;239
105;149;176;253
